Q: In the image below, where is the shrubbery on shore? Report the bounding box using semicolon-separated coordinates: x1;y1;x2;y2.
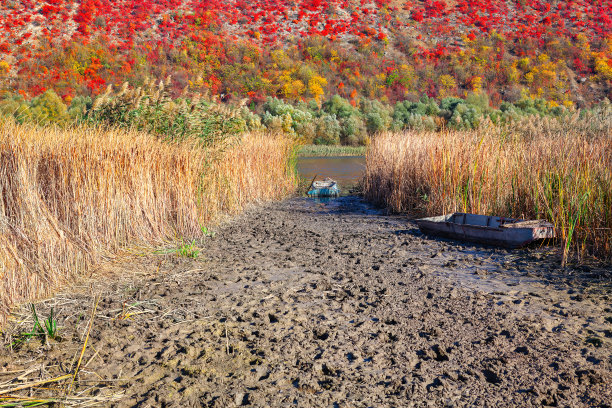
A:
2;83;607;146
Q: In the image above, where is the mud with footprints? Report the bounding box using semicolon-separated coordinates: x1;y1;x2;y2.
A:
1;196;611;407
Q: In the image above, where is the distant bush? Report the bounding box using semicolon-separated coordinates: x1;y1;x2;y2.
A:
323;95;367;145
360;99;392;134
439;98;484;130
67;95;93;121
89;79;247;145
313;114;342;145
261;97;313;140
0;86;593;147
0;93;30;122
0;90;71;125
391;96;440;131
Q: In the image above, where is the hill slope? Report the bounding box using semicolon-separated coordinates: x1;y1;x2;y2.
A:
0;0;611;105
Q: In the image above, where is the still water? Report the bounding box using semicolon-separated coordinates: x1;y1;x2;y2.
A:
296;156;366;191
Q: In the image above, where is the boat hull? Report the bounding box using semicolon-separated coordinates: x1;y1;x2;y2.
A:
307;186;340;197
416;213;555;248
308;178;340;197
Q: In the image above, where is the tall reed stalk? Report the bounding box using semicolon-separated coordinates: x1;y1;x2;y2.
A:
364;113;612;264
0;120;296;324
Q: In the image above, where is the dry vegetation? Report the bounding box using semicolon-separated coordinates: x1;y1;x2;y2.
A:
364;108;612;264
0;120;296;325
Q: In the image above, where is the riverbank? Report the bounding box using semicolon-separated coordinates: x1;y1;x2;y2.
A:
1;196;609;407
298;144;366;157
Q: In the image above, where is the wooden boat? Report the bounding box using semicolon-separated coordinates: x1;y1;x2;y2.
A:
416;213;556;248
307;178;340;197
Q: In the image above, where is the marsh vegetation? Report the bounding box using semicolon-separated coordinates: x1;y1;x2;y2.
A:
365;105;612;264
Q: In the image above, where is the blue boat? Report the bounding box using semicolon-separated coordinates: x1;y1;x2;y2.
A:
307;178;340;197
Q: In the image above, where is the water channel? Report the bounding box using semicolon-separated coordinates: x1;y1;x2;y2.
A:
296;155;365;193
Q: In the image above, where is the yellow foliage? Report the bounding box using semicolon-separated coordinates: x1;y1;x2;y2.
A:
520;88;530;100
518;58;530;70
72;60;86;75
283;79;305;99
308;75;327;102
375;72;386;89
189;75;205;89
508;65;520;83
593;54;612;80
278;69;305;99
605;35;612;53
541;69;556;83
576;33;590;52
330;50;340;63
471;76;482;93
0;61;9;77
438;74;457;98
398;64;415;88
439;74;456;89
271;50;291;69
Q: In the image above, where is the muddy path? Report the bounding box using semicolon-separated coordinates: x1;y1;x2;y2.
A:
1;196;611;407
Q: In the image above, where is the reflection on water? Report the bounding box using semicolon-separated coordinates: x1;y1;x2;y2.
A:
297;156;366;193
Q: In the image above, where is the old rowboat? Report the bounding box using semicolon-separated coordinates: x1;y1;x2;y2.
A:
307;178;340;197
416;213;556;248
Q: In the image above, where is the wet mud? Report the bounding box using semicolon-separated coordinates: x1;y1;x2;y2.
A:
1;196;610;407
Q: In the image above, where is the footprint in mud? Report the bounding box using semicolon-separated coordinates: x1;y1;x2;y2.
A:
1;196;610;407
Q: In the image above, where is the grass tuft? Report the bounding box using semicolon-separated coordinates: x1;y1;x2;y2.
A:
176;240;200;259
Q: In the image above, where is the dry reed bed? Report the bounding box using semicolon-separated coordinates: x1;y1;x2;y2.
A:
0;121;296;324
364;113;612;263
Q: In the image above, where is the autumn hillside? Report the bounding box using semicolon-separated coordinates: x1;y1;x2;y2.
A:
0;0;611;111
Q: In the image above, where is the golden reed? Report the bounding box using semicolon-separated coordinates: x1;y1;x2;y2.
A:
365;114;611;264
0;121;296;324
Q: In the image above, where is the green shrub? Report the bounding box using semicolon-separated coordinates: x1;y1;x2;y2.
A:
0;90;71;125
465;92;491;113
323;95;359;120
391;96;441;130
322;95;366;144
27;90;69;125
360;98;392;134
89;80;247;145
313;114;341;145
68;95;93;121
340;115;367;145
447;103;482;130
262;97;313;139
0;93;30;122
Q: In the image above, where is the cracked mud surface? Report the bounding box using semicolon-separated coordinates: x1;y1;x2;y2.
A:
1;196;611;407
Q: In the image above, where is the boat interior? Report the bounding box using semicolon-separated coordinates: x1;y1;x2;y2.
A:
426;213;521;228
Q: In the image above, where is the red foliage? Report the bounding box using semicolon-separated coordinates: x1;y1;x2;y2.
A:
0;0;609;103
